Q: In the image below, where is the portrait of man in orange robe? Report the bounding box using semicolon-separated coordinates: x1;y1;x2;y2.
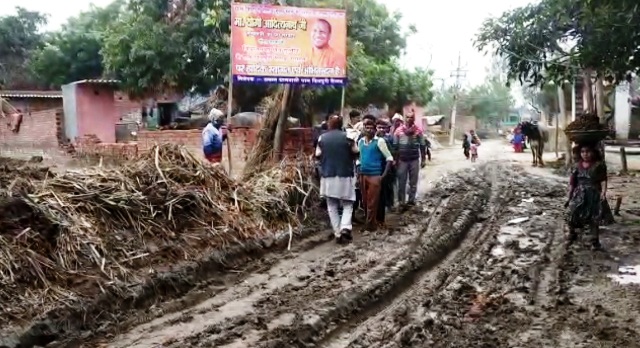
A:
308;19;345;70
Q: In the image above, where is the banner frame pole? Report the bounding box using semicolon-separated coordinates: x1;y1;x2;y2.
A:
227;1;235;176
341;0;348;119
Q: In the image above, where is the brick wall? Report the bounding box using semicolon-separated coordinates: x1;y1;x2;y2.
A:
114;94;140;122
0;108;59;149
74;127;314;177
0;108;69;163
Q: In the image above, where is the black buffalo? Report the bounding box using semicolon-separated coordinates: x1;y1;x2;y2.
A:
519;121;549;167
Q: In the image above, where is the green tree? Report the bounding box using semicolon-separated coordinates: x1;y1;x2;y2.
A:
475;0;640;88
0;7;47;88
426;87;456;116
29;1;124;88
102;0;230;97
101;0;432;110
462;76;514;124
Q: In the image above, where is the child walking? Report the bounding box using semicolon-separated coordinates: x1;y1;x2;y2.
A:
470;142;478;162
462;134;471;159
565;143;607;250
512;128;525;153
470;134;480;162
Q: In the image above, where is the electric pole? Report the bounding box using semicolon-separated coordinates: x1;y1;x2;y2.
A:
449;52;467;146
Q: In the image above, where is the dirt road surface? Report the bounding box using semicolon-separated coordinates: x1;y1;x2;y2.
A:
40;140;640;348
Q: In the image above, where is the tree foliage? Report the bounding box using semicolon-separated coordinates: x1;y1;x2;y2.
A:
29;2;124;88
463;77;514;121
428;63;514;122
0;7;47;88
475;0;640;87
4;0;433;113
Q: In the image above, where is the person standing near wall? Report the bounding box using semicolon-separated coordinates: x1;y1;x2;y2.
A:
202;108;224;163
315;115;359;243
393;111;427;211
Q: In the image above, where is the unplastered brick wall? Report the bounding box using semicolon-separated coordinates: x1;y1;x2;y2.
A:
0;108;60;152
137;127;314;175
76;127;314;176
75;134;139;160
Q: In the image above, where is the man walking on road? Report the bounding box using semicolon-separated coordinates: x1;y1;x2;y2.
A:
315;115;359;243
393;111;427;210
358;118;394;230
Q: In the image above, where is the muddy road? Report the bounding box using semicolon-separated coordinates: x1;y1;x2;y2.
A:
46;141;640;348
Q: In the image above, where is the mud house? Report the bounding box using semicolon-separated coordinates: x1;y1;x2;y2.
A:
62;79;122;143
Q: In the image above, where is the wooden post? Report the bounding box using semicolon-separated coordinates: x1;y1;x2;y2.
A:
620;146;628;173
227;0;236;176
273;85;291;159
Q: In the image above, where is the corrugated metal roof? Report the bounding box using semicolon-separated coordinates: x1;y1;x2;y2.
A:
71;79;121;85
0;90;62;98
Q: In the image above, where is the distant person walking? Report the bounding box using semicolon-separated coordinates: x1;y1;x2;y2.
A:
469;129;481;162
512;127;525;153
462;134;471;159
315;115;359;243
392;111;427;210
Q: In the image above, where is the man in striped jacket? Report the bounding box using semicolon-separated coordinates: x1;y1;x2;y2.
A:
392;111;427;210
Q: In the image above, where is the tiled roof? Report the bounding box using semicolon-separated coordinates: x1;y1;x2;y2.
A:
71;79;120;85
0;90;62;98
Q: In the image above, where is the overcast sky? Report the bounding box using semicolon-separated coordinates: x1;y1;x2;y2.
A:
2;0;533;89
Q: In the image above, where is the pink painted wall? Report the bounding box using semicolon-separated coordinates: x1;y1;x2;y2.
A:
75;84;119;143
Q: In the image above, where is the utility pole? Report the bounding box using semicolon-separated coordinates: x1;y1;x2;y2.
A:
449;52;467;146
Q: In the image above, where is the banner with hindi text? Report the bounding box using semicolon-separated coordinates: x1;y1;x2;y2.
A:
231;3;347;86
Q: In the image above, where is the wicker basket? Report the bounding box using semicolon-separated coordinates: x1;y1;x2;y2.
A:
564;129;609;143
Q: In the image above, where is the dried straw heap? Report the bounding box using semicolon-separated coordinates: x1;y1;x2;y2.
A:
0;144;316;328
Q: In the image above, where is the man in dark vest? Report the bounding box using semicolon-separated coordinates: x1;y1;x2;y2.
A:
315;115;359;243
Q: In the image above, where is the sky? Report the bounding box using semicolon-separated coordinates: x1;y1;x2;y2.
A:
378;0;533;88
2;0;533;89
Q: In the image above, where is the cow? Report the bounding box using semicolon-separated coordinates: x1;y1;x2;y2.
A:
519;121;549;167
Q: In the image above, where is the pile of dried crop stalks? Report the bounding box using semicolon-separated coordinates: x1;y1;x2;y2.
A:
0;144;316;328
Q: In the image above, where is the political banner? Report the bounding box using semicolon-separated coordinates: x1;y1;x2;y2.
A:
231;3;347;86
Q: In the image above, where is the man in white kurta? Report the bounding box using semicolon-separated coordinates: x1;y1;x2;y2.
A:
315;116;359;243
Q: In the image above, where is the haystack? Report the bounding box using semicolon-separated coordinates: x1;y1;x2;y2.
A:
242;88;288;178
0;144;314;327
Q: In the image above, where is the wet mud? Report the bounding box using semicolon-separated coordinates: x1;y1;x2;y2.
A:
11;157;640;348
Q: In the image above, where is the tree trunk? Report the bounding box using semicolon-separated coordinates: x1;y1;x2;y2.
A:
273;84;291;159
582;69;595;113
594;76;606;160
595;76;605;122
556;85;564;158
561;83;584;171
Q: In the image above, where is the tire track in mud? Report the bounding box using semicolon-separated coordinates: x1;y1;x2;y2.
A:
94;164;493;348
322;164;509;347
83;161;586;348
328;166;570;348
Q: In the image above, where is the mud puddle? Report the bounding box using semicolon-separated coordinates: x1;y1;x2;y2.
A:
609;265;640;284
